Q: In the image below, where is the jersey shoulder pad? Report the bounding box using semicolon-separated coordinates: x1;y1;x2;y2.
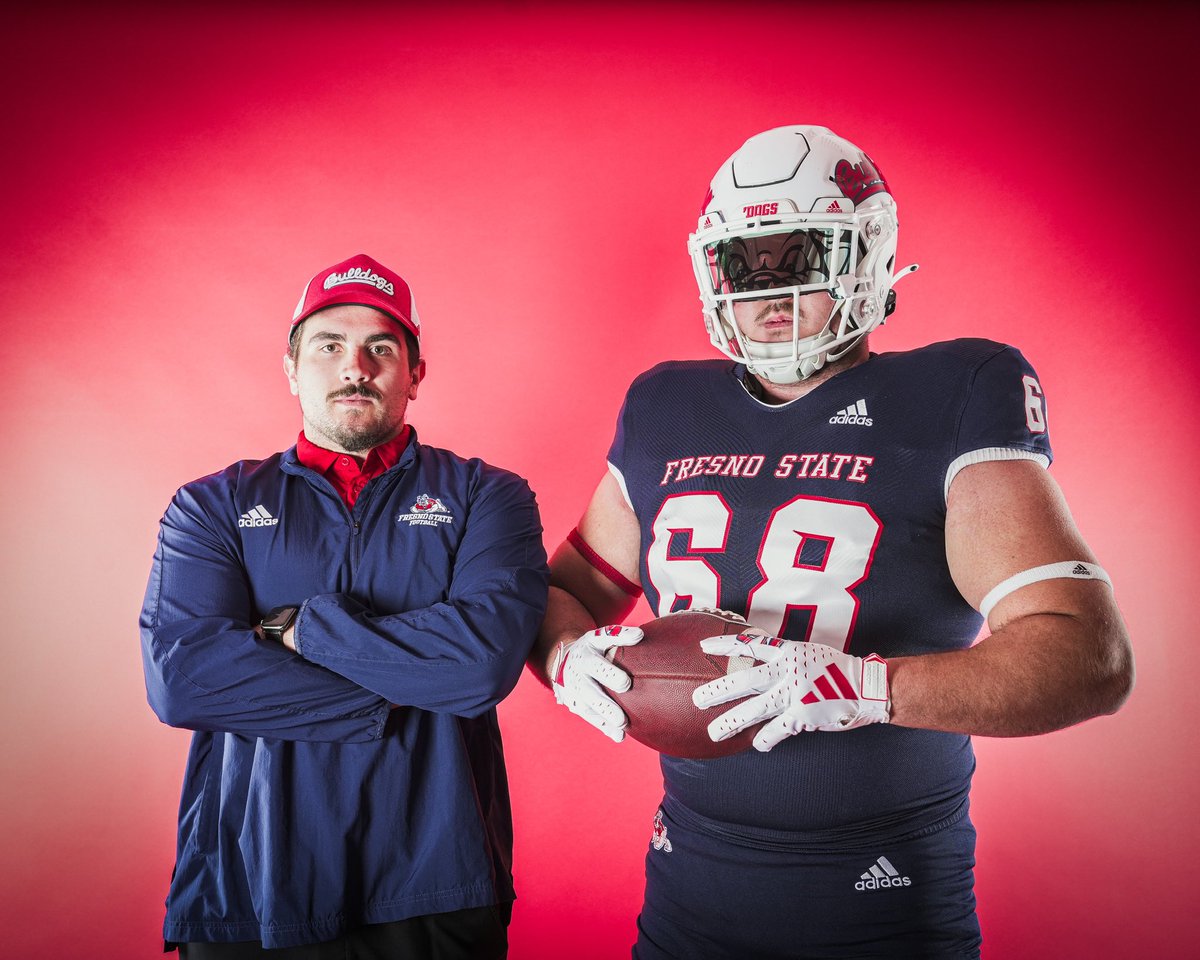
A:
627;358;734;394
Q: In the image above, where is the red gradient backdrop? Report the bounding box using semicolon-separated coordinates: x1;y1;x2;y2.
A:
2;3;1197;957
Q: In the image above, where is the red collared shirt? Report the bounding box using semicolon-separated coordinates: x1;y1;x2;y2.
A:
295;427;411;509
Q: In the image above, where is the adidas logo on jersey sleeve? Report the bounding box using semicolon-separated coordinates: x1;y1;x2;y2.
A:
238;505;279;528
829;399;872;426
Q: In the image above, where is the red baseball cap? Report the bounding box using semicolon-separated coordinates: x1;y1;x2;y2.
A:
290;253;420;343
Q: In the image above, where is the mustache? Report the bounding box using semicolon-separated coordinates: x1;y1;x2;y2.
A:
327;384;383;402
755;300;793;322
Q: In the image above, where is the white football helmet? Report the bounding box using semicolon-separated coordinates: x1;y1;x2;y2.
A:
688;125;918;383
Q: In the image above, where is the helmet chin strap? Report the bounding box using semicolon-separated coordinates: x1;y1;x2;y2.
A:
738;293;841;384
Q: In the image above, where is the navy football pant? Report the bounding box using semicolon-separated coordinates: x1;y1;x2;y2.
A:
633;803;981;960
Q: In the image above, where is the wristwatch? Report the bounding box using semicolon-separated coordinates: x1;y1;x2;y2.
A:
260;605;299;643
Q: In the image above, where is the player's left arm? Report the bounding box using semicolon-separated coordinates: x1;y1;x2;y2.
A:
887;458;1134;735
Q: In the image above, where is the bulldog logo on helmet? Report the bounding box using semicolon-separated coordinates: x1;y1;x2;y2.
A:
832;157;889;204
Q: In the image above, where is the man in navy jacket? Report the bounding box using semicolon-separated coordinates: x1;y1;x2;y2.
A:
140;253;549;958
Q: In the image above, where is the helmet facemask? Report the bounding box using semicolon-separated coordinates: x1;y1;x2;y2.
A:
690;203;900;384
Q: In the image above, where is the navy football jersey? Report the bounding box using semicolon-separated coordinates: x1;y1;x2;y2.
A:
607;338;1052;838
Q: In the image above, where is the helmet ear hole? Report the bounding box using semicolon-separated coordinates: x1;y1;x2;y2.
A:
852;297;877;325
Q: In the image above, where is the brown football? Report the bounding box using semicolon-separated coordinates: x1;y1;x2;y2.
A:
607;609;761;759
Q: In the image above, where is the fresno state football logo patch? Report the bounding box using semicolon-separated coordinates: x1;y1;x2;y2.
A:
651;808;673;853
397;494;454;527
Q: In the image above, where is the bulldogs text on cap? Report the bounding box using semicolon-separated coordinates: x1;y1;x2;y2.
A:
291;253;420;343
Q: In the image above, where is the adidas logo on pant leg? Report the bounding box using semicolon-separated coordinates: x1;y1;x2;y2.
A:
855;855;911;891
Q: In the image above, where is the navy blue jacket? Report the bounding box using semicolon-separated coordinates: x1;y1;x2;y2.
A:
140;432;549;948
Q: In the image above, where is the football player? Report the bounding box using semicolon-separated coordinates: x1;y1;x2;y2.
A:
528;126;1134;959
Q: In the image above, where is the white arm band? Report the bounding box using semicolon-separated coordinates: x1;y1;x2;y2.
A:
979;561;1112;620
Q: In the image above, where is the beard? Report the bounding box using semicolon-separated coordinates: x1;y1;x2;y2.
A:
323;416;397;453
307;385;402;453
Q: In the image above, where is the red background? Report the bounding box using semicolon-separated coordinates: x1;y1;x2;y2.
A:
2;3;1197;957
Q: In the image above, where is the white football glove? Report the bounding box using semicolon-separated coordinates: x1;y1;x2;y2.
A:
550;625;643;742
692;633;889;752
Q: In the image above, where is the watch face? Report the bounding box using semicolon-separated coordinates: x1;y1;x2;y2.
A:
263;606;297;630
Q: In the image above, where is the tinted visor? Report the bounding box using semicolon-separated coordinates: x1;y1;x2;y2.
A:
707;229;853;294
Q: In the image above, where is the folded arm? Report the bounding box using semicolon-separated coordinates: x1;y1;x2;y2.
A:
141;490;390;743
291;474;549;718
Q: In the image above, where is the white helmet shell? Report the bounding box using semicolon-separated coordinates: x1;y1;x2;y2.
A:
688;125;917;384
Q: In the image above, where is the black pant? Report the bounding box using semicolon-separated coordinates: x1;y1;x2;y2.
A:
177;904;511;960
